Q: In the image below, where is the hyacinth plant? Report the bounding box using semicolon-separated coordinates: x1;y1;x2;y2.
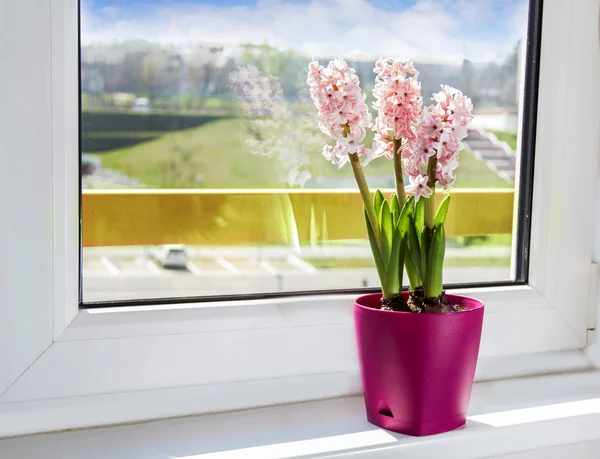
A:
307;58;472;313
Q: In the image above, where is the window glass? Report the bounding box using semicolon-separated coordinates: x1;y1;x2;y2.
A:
81;0;530;303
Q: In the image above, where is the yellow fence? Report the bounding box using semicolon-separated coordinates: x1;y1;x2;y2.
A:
82;189;514;247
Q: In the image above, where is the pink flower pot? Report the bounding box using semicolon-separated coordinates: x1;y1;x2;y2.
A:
354;292;484;436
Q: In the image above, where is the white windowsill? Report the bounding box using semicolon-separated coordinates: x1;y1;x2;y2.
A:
3;371;600;458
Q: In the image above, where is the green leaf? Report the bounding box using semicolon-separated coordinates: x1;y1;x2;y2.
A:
364;208;387;294
374;189;384;219
434;194;451;227
407;215;423;282
398;232;407;290
379;200;393;266
385;226;403;296
420;225;432;280
424;223;446;298
390;194;400;226
404;241;422;290
398;196;413;236
415;197;425;243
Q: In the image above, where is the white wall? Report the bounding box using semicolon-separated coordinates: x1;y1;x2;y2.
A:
582;0;600;362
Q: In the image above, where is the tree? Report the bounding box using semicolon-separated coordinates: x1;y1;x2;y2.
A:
239;43;309;101
141;51;177;100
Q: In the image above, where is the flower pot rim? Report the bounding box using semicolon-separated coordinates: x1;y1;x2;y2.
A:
355;291;484;315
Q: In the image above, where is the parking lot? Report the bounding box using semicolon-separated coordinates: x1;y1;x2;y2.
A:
83;246;511;303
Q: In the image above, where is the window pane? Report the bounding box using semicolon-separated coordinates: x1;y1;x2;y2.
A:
81;0;531;303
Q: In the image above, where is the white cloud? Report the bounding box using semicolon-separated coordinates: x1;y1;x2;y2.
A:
81;0;527;63
449;0;495;24
100;5;120;17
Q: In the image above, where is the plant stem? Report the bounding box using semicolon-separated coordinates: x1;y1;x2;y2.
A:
393;138;406;204
350;152;381;250
424;156;437;229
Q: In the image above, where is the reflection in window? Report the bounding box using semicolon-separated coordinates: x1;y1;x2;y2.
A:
81;0;529;303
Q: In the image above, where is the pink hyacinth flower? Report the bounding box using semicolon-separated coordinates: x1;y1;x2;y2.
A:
307;58;372;168
405;174;433;202
371;57;422;162
404;85;472;191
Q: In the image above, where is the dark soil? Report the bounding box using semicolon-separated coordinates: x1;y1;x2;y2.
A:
381;288;468;313
381;293;411;312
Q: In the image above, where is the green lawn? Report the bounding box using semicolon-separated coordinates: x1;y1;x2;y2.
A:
490;131;518;151
447;234;512;247
305;257;510;269
94;118;511;189
444;257;510;268
451;149;509;188
84;131;165;139
97;119;281;188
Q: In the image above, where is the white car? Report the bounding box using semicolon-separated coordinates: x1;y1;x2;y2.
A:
150;245;187;269
132;97;151;112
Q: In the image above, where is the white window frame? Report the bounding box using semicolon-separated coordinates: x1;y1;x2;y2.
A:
0;0;599;438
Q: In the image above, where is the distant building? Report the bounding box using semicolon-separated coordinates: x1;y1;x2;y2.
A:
470;107;519;133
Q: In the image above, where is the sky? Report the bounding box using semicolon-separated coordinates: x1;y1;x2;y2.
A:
81;0;529;63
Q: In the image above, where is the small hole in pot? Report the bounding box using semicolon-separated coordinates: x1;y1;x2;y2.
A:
378;408;394;418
